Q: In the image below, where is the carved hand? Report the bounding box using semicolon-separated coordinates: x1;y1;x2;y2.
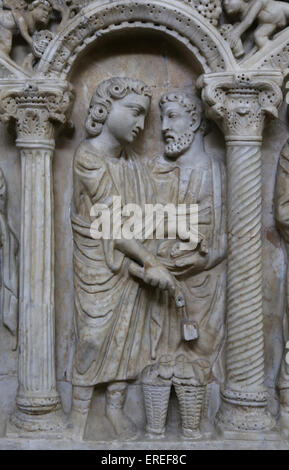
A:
129;261;176;296
144;264;176;293
227;30;241;49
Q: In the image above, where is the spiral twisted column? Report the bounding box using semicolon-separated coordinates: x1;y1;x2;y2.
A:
0;80;72;432
226;139;263;388
200;71;283;431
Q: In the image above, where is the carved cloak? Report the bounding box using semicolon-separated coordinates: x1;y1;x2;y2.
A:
146;153;226;382
71;140;156;386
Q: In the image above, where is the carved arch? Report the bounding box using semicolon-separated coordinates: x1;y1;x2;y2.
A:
37;0;237;78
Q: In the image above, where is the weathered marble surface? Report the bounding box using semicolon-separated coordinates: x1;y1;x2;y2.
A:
0;0;289;449
0;436;289;450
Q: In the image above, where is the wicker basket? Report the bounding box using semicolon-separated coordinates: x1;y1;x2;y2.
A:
174;383;205;438
142;383;171;437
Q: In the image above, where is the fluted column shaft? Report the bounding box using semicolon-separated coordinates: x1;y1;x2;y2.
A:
16;134;58;415
200;71;283;431
0;81;72;431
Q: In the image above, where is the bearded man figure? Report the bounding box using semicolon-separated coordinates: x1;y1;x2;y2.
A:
141;90;227;439
70;77;176;440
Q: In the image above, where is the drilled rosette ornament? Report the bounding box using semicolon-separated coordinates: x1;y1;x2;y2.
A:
32;29;54;58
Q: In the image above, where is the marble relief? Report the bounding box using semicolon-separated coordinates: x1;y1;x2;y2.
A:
0;0;289;449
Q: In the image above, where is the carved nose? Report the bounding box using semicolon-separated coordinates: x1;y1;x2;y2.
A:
162;120;170;132
137;117;145;131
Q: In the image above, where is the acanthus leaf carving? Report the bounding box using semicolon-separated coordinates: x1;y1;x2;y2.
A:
199;72;283;137
198;70;283;432
0;81;73;139
0;0;289;446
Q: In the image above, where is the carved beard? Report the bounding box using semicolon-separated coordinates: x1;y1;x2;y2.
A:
164;129;194;158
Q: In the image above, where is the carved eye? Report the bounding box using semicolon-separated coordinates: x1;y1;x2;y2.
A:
131;108;141;117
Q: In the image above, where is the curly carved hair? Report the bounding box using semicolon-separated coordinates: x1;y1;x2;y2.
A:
85;77;152;137
160;90;207;135
29;0;52;11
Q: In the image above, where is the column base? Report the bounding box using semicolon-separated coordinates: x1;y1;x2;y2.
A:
8;409;64;436
16;392;60;415
218;427;280;441
216;400;275;432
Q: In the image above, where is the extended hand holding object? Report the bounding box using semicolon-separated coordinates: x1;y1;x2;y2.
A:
129;261;198;342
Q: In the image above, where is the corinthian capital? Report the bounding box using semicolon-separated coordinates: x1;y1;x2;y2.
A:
198;71;283;139
0;80;73;140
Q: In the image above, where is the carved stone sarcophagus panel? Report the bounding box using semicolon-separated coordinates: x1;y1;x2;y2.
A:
0;0;288;450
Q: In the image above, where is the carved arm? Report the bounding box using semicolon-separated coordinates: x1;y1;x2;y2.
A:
115;238;176;294
15;15;33;46
234;0;263;36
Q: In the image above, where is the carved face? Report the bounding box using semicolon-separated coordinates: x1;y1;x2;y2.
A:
32;5;51;25
161;101;195;158
105;93;150;145
223;0;243;16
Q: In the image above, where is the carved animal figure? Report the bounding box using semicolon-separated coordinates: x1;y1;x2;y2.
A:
223;0;289;57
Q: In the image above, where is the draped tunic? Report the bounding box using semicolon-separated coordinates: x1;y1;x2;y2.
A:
71;139;226;387
146;153;227;383
71;140;156;386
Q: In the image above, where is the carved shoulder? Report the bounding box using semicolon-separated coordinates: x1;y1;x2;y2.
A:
74;141;105;172
73;140;110;205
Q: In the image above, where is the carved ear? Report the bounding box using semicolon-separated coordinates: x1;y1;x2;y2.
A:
190;112;201;132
